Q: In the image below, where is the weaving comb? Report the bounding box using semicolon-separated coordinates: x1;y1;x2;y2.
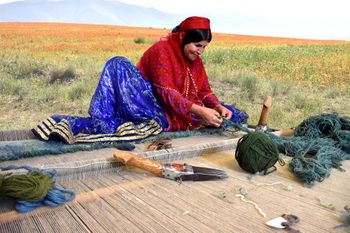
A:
113;150;228;181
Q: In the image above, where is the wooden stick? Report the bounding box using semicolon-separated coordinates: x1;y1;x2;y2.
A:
258;96;272;126
271;128;295;137
113;150;163;177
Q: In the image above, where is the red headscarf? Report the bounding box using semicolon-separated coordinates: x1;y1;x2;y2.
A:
178;16;211;31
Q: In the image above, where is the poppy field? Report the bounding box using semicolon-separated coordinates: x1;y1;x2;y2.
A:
0;22;349;130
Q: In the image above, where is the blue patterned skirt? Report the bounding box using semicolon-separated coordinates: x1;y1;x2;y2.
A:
32;56;248;144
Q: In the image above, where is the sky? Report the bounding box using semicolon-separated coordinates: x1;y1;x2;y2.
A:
117;0;350;40
0;0;349;39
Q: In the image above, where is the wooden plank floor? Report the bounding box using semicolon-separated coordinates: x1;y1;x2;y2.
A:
0;136;349;233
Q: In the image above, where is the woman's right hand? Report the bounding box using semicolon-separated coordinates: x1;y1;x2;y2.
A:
190;104;223;127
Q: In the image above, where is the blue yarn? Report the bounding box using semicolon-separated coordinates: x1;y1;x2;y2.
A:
15;200;42;213
43;187;76;206
16;187;76;212
0;165;76;213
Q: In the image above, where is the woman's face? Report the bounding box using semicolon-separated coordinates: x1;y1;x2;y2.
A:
183;40;209;61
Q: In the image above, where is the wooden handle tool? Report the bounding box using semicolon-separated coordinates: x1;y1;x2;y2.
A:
113;150;163;177
113;150;228;181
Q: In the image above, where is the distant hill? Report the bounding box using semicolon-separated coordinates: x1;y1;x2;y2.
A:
0;0;183;28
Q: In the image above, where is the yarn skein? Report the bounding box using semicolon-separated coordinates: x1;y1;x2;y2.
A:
0;165;75;213
0;171;53;201
235;131;282;174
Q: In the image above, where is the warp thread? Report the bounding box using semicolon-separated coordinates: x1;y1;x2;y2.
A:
0;165;75;213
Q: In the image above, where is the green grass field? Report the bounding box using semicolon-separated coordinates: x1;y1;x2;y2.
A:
0;23;349;131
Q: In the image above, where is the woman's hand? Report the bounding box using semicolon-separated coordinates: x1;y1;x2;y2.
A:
190;104;223;127
214;104;233;119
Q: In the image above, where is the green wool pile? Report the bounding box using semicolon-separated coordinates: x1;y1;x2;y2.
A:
268;113;350;185
230;113;350;186
0;171;54;201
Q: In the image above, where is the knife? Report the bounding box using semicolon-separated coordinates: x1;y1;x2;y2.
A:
113;150;228;181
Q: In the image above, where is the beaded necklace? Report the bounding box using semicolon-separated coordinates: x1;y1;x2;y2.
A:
186;66;198;98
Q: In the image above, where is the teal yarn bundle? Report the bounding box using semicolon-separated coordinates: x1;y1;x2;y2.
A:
267;113;350;186
235;131;283;174
231;112;350;185
0;165;76;213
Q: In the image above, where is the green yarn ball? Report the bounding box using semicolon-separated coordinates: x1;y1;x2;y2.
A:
235;131;280;174
0;171;54;201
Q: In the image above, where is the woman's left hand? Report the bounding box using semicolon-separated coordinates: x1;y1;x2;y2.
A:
214;105;233;119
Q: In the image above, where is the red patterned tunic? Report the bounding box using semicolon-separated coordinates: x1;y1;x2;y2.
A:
137;32;220;131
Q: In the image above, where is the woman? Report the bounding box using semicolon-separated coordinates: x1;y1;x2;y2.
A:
138;16;234;131
33;16;248;144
